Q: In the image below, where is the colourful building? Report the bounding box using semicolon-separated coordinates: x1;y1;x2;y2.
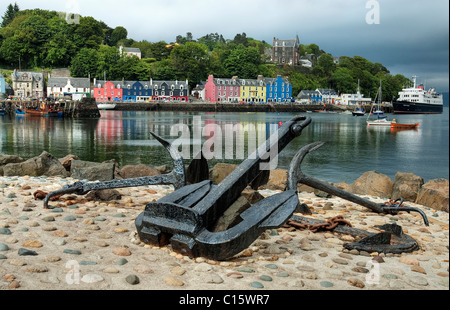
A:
240;76;266;103
93;80;123;102
123;81;152;102
151;79;189;102
204;75;240;103
265;76;292;103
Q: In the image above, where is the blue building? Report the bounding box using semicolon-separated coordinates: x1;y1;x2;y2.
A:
122;81;152;102
0;72;5;97
265;76;292;103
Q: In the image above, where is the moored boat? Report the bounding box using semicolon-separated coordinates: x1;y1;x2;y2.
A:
97;103;116;110
393;76;443;114
391;122;419;129
352;107;365;116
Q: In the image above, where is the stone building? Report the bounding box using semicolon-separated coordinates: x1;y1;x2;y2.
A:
11;70;45;99
271;36;300;66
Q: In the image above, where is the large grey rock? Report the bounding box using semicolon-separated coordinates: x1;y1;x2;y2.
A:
70;160;115;181
391;172;424;203
0;154;24;175
347;171;393;198
0;155;23;165
3;151;69;177
119;164;160;179
210;163;238;184
416;178;449;212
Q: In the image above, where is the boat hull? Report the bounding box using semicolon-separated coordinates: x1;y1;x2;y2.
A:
391;122;419;129
393;101;443;114
97;104;116;110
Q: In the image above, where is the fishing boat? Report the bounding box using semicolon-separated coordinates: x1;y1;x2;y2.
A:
393;76;443;114
15;108;25;115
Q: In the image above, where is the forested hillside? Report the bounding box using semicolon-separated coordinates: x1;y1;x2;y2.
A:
0;4;410;99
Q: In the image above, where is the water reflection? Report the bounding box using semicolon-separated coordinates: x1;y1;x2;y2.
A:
1;109;448;183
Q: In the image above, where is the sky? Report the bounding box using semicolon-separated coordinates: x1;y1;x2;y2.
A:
12;0;450;92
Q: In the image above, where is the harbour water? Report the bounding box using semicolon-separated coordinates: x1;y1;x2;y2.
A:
0;107;448;184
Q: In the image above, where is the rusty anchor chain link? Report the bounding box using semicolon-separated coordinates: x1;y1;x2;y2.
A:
284;215;352;233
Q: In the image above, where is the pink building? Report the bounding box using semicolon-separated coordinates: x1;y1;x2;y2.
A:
204;75;240;103
93;80;123;102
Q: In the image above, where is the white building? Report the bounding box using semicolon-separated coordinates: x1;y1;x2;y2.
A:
47;77;90;100
336;82;371;105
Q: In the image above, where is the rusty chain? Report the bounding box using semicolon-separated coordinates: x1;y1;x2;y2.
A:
384;199;404;207
284;215;352;233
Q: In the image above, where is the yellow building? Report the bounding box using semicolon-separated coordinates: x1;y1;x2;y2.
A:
239;77;266;103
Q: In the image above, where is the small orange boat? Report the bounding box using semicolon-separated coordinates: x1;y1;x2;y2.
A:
391;122;419;129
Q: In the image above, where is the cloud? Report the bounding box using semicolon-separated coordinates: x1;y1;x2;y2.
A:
15;0;449;90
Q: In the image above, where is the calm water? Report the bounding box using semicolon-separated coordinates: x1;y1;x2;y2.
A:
0;108;448;184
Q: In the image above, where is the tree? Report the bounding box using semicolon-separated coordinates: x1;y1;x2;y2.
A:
224;45;261;78
1;2;19;27
73;16;104;49
316;53;336;76
330;67;355;94
232;33;248;46
70;48;99;78
110;26;127;46
169;42;210;87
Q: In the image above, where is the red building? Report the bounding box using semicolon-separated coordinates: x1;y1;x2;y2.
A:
93;80;123;102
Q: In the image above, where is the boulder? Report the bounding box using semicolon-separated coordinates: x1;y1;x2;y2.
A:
415;178;449;212
70;160;115;181
119;164;160;179
0;155;23;165
263;169;287;191
86;189;122;201
391;172;424;203
347;171;393;198
0;155;24;176
3;151;69;177
210;163;238;184
59;154;79;171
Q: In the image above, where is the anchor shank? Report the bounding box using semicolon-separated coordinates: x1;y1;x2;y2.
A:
298;174;385;214
194;116;311;227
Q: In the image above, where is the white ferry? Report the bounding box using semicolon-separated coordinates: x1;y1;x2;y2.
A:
393;76;443;114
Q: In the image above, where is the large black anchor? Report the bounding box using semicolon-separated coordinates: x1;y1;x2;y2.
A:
43;132;186;208
287;141;429;226
135;116;312;260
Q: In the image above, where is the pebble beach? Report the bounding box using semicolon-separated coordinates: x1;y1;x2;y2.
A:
0;175;448;292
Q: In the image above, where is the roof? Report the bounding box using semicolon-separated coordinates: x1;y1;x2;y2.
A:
273;36;300;48
297;90;321;98
11;70;43;81
48;77;90;88
316;88;338;96
123;47;141;53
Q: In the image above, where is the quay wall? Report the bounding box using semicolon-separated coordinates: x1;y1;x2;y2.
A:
0;100;393;115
